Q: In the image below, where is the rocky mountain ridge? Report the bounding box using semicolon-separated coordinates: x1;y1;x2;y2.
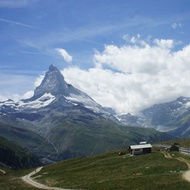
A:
0;65;110;116
117;96;190;137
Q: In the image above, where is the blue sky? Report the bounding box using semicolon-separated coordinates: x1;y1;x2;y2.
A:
1;0;190;113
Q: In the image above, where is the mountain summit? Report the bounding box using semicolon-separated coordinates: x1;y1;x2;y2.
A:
34;65;110;113
0;65;110;115
27;64;105;113
32;64;71;99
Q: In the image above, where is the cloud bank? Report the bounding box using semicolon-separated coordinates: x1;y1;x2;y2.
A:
62;35;190;114
3;35;189;115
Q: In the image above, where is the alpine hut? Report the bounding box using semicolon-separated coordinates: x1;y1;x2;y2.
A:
129;142;152;155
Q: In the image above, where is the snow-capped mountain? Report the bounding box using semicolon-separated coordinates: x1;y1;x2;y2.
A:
0;65;173;163
117;96;190;137
0;65;112;119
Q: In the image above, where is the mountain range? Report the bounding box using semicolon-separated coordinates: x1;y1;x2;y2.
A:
117;97;190;137
0;65;173;164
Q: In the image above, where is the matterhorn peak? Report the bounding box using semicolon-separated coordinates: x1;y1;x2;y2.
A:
31;65;69;99
1;65;112;121
49;64;59;72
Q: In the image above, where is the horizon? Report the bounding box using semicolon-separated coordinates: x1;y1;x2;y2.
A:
0;0;190;113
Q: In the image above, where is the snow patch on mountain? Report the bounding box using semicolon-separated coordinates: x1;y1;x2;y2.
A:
65;93;105;113
0;93;56;110
0;99;17;107
19;93;55;108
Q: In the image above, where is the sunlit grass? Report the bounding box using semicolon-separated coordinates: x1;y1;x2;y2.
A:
2;149;190;190
35;150;190;190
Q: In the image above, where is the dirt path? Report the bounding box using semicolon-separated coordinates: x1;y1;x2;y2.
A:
162;151;190;183
0;169;6;174
177;157;190;182
22;167;71;190
161;151;172;159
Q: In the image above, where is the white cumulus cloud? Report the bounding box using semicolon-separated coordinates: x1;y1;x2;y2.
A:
55;48;72;63
62;36;190;114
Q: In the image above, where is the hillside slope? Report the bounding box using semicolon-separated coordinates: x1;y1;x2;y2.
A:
0;136;41;169
45;117;172;161
34;150;190;190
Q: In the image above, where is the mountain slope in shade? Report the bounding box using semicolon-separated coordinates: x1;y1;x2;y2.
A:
117;97;190;137
0;65;173;163
0;136;41;169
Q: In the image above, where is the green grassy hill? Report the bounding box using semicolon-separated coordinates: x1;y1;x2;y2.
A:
33;149;190;190
2;149;190;189
0;167;40;190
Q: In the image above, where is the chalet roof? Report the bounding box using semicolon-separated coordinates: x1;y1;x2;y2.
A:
130;144;152;150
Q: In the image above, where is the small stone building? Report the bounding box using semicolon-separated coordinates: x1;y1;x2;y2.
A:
129;142;152;155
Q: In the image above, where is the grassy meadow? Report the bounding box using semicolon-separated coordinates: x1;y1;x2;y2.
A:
34;149;190;190
0;167;39;190
1;149;190;189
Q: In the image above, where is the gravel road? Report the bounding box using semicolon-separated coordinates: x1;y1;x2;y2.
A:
22;167;72;190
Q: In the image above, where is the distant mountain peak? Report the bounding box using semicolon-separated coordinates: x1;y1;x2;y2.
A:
49;64;59;72
176;96;190;103
19;65;110;114
31;65;68;99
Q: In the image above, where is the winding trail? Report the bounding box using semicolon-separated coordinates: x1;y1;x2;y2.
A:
177;157;190;182
22;167;71;190
162;151;190;183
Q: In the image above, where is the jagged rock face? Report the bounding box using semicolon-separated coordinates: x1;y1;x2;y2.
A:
27;65;105;113
32;65;71;99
